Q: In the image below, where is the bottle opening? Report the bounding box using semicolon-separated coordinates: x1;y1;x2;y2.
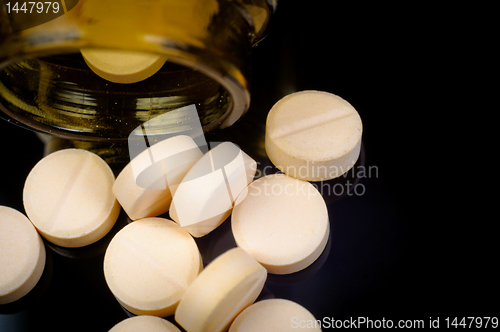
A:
0;52;233;142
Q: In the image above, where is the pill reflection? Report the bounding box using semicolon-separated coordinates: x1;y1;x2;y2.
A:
265;229;332;285
313;142;366;205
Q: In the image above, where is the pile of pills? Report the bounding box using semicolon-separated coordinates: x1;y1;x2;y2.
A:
0;87;362;331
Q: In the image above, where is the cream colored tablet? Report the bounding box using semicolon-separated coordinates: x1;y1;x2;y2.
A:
175;247;267;332
81;48;167;84
232;174;329;274
170;142;257;237
113;135;203;220
104;218;201;317
265;90;362;181
229;298;322;331
0;206;45;304
23;149;120;248
109;316;181;332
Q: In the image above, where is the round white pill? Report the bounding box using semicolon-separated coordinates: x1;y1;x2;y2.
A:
175;247;267;332
81;48;167;84
169;142;257;237
0;206;46;304
23;149;120;248
265;90;362;181
113;135;203;221
229;298;321;331
104;218;202;317
109;316;181;332
232;174;329;274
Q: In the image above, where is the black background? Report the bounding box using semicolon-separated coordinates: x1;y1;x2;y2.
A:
0;1;497;331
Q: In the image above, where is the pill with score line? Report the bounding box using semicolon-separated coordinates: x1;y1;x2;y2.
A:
265;90;363;181
104;218;202;317
169;141;257;238
23;149;120;248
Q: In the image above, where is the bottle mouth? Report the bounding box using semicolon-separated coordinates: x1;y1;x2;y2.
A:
0;49;249;142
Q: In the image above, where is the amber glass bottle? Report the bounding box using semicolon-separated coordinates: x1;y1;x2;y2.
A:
0;0;276;143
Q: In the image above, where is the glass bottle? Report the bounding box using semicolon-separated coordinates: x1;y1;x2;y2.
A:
0;0;276;144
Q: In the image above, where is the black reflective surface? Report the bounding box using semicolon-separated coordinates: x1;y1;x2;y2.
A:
1;2;497;331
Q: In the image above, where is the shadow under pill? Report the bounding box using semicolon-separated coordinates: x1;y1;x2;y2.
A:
44;209;129;259
195;217;237;267
254;286;275;302
119;304;136;319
